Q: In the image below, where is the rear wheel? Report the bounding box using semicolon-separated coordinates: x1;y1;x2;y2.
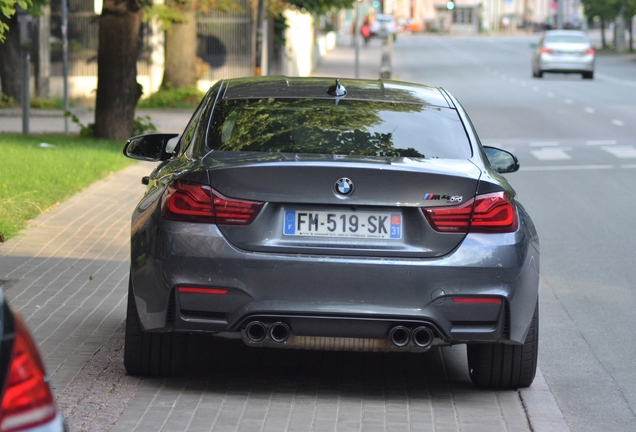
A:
467;301;538;389
582;71;594;79
124;278;186;376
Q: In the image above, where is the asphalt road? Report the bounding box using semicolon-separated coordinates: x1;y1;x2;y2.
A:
393;34;636;431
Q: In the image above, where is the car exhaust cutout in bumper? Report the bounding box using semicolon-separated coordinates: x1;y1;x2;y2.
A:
268;322;291;344
245;321;267;343
412;326;434;348
389;326;411;347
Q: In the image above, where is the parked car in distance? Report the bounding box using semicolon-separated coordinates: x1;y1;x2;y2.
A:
398;18;424;33
370;14;398;41
123;76;540;390
0;292;65;431
532;30;595;79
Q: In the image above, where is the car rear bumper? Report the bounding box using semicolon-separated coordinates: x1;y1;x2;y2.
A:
539;58;594;72
130;213;539;348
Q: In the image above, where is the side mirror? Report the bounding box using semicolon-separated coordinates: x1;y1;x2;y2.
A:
483;146;520;174
123;133;179;161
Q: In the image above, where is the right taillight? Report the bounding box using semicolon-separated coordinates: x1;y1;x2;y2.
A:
0;313;57;432
162;181;263;225
423;191;518;234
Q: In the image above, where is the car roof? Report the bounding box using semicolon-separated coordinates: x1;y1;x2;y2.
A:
220;76;452;108
544;30;588;37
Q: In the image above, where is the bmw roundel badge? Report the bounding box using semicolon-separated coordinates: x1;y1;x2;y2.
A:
335;177;354;196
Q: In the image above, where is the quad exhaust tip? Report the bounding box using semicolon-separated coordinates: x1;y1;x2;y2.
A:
246;321;434;349
268;322;291;344
412;326;434;348
245;321;267;343
389;326;411;347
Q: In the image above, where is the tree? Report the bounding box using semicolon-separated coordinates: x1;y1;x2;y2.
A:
93;0;144;139
581;0;621;48
0;0;43;103
147;0;239;88
93;0;356;140
0;0;31;42
623;0;636;51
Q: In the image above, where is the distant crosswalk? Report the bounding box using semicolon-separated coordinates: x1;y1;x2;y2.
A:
482;140;636;162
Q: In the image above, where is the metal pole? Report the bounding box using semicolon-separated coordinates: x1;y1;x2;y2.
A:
254;0;265;76
556;0;564;30
61;0;69;134
354;2;359;78
17;7;32;135
22;50;30;135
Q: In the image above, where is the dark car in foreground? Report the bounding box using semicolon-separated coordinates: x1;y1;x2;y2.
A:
532;30;595;79
123;76;540;389
0;293;65;431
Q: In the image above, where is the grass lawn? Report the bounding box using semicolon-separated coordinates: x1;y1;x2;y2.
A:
0;134;136;241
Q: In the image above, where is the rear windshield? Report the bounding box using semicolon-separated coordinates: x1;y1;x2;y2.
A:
545;34;588;44
207;98;472;159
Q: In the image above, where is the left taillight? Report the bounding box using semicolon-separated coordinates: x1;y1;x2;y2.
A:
162;181;264;225
423;191;518;234
0;313;57;432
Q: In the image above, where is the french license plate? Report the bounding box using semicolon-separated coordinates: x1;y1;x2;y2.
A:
283;210;402;239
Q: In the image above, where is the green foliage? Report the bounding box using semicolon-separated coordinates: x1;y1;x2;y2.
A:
65;111;157;137
133;115;158;135
0;134;135;240
137;85;205;108
0;0;46;42
287;0;355;14
581;0;621;23
30;97;65;109
0;93;13;108
144;0;241;29
273;13;288;47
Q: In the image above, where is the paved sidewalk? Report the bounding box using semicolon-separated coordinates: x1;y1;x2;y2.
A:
0;35;569;431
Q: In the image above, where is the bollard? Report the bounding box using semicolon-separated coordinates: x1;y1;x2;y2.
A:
379;45;392;79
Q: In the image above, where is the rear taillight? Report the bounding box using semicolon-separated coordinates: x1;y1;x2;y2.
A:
162;181;263;225
586;48;595;55
423;192;518;234
0;314;57;432
540;47;554;54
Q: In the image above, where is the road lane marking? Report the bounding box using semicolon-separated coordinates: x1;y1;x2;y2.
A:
520;164;613;171
611;119;625;126
602;146;636;158
531;148;572;160
564;99;573;104
530;142;560;147
547;92;555;97
586;140;617;145
585;107;595;113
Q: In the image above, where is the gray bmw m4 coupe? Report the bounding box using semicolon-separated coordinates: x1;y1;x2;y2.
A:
123;76;540;389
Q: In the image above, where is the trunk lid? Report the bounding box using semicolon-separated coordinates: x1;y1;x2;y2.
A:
203;153;481;258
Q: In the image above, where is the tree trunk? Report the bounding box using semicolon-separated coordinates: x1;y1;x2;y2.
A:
0;14;23;102
162;8;198;88
94;0;143;140
601;20;606;48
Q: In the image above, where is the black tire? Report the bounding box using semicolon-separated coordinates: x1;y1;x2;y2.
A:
582;71;594;80
124;278;186;376
467;301;538;389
